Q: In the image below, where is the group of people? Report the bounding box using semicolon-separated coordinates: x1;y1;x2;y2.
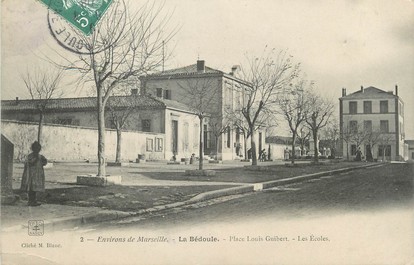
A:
259;149;267;162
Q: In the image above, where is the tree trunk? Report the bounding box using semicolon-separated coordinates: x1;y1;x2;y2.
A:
97;93;106;177
250;127;257;166
243;134;248;159
346;143;349;161
313;130;319;163
291;133;296;164
215;135;219;160
115;128;122;163
37;112;44;144
199;116;204;170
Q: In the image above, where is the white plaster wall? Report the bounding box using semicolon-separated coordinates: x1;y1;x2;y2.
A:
1;120;165;161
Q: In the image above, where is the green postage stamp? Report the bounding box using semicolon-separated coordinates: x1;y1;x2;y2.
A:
39;0;113;35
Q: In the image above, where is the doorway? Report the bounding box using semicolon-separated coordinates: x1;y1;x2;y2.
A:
172;120;178;154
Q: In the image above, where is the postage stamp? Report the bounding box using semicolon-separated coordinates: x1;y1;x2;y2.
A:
39;0;113;36
28;220;44;236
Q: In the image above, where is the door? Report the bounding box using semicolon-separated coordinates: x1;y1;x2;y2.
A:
172;120;178;154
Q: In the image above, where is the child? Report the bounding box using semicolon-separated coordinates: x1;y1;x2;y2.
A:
21;141;47;206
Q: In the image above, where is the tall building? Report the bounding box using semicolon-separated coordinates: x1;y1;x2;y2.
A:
140;60;265;160
339;86;405;161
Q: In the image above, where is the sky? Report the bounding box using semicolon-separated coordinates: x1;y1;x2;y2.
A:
1;0;414;138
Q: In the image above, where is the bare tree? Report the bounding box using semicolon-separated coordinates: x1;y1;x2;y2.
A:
349;123;369;156
378;133;394;161
208;114;228;160
106;84;141;163
365;129;382;162
177;76;220;170
238;48;299;165
305;91;334;163
278;77;310;164
227;100;275;161
227;108;251;160
321;118;340;158
21;67;64;144
51;1;176;176
297;126;311;157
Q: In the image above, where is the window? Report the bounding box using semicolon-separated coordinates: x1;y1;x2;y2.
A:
363;101;372;114
203;124;211;149
183;123;189;151
380;101;388;113
351;145;357;156
363;120;372;132
349;120;358;133
146;138;154;151
142;119;151;132
349;101;357;114
378;145;391;157
164;90;171;99
156;88;163;97
193;124;199;149
412;152;414;160
155;138;163;152
226;126;231;148
380;120;389;133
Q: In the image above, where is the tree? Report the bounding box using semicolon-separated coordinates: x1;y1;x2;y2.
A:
238;48;299;165
349;123;368;156
365;129;382;162
297;126;311;157
305;91;334;163
278;77;310;164
322;118;340;158
21;67;64;144
227;108;251;160
177;76;220;170
106;84;141;163
208;114;228;160
378;133;394;161
52;1;176;176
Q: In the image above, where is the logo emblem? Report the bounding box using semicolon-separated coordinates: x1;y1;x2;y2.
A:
40;0;113;35
28;220;44;236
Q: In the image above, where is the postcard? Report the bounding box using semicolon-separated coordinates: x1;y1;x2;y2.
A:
1;0;413;264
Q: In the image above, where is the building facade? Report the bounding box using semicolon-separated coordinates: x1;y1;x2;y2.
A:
1;95;200;161
140;60;266;160
405;140;414;161
339;86;405;161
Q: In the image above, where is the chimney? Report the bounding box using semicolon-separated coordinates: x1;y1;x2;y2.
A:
342;88;347;97
15;97;19;104
230;65;240;76
131;89;138;95
197;60;205;72
395;84;398;96
360;85;364;93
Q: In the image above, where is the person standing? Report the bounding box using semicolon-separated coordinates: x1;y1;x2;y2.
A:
21;141;47;206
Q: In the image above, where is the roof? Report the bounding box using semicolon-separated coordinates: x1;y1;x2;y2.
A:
1;95;194;113
142;63;251;86
155;97;194;113
149;64;223;77
340;86;397;100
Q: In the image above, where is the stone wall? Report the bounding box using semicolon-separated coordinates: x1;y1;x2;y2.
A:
1;120;165;161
